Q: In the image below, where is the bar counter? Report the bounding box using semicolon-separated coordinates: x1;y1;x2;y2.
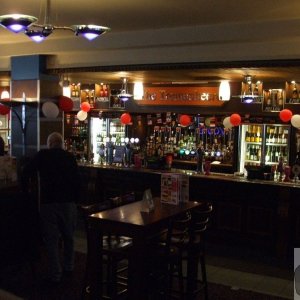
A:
79;163;299;265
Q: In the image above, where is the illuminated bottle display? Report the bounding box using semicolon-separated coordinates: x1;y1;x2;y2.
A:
240;124;289;172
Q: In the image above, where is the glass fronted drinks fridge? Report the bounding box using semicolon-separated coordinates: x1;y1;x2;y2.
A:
90;117;126;164
239;124;290;175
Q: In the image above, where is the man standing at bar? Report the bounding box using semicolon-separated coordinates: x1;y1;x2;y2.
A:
22;132;80;284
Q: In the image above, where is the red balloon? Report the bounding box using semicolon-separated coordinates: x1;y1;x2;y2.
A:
120;113;131;125
179;114;191;127
279;109;292;122
81;101;91;112
0;104;10;115
58;96;73;112
230;113;241;126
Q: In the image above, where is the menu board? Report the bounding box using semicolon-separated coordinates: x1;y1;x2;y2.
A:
161;173;189;205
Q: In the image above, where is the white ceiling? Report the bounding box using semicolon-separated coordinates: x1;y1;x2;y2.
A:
1;0;300;84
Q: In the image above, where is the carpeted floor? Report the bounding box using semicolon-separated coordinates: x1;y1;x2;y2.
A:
0;251;290;300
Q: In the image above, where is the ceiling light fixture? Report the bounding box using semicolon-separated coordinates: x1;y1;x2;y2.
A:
0;0;110;42
238;75;262;103
118;78;133;102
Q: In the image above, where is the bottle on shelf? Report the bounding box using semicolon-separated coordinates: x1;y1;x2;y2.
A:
71;85;76;97
273;127;278;144
265;127;270;144
245;127;250;142
269;128;274;144
250;125;255;142
255;126;260;143
292;84;298;102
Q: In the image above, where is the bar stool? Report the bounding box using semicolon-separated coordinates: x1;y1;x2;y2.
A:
151;202;213;300
147;211;192;299
78;201;132;300
181;202;213;300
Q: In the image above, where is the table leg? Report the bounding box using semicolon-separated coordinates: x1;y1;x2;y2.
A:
89;228;104;299
186;247;199;300
127;236;149;300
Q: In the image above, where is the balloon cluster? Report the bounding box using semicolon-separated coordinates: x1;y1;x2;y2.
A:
77;102;91;121
223;113;241;129
278;109;300;128
42;96;91;121
42;96;74;119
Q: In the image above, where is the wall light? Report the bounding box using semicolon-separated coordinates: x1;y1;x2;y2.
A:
0;0;110;42
1;89;10;100
133;82;144;100
62;80;71;98
218;80;231;101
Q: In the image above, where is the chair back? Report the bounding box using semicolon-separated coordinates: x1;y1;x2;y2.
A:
189;202;213;250
167;211;192;252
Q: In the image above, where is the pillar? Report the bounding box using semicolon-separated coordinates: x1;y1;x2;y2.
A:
10;55;62;158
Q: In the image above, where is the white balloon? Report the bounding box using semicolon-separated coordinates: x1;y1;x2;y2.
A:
77;110;87;121
291;114;300;128
42;101;59;118
223;116;233;129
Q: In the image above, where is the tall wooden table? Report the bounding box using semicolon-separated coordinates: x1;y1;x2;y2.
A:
88;198;202;300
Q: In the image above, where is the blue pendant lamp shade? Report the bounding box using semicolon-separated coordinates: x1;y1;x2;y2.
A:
72;25;110;41
25;25;54;43
0;14;37;33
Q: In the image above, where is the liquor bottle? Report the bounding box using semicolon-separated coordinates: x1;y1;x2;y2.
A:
253;146;258;161
265;146;270;162
75;85;79;97
269;128;274;144
253;84;259;96
245;128;250;142
71;85;76;97
258;126;262;143
273;127;278;144
255;126;260;143
250;125;255;142
103;85;108;97
275;146;279;162
292;85;298;102
100;84;104;97
90;90;95;108
250;145;254;160
265;127;270;144
257;145;261;161
271;146;276;162
246;145;250;160
278;90;283;106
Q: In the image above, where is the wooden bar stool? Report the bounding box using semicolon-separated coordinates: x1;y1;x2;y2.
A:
78;202;132;300
150;202;213;300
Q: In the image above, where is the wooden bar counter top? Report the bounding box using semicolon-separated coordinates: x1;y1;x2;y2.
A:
78;163;299;266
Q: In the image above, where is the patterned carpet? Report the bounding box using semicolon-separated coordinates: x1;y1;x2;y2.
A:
0;251;290;300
